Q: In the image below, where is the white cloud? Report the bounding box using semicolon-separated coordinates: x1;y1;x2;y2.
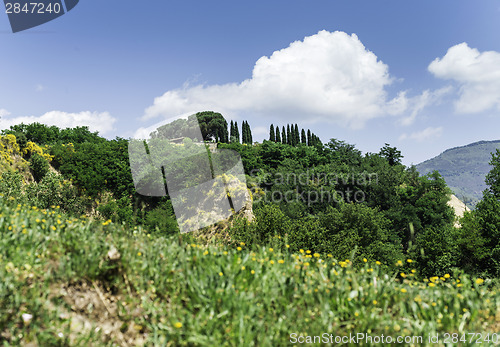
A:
0;109;10;118
0;110;116;135
399;127;443;142
144;30;403;129
36;84;45;92
398;87;452;126
429;43;500;113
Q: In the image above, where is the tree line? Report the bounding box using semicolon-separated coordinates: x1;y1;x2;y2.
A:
269;123;321;147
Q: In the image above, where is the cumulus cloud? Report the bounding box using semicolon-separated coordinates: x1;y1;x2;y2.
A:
429;43;500;113
399;127;443;142
0;110;117;135
144;30;404;129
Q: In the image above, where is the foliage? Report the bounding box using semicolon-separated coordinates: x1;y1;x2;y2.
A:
3;123;103;146
486;149;500;199
29;153;49;182
54;138;134;199
379;143;403;166
410;224;459;278
458;191;500;276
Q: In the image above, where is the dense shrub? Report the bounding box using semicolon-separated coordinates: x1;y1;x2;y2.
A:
29;152;49;182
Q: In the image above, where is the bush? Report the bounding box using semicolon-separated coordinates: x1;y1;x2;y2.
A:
25;172;87;214
0;171;25;203
410;225;459;277
143;202;179;236
29;152;49;182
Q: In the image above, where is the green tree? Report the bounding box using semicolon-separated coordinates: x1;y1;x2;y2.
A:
286;125;291;145
269;124;275;142
230;120;236;143
379;143;403;166
457;150;500;275
234;121;240;143
275;126;281;143
195;111;228;143
410;224;458;277
248;122;253;144
282;126;287;145
485;149;500;198
242;121;247;144
301;129;306;144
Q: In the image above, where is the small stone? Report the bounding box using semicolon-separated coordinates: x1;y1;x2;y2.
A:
107;246;121;261
22;313;33;325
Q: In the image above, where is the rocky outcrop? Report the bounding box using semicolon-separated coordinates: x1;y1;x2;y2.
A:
447;194;470;227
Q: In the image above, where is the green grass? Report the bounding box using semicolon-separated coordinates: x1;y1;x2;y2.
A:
1;198;499;346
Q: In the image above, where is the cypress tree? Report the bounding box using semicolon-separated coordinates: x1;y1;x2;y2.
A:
234;121;239;143
301;129;306;144
221;125;228;143
247;121;253;144
242;121;252;144
294;124;299;146
307;129;311;146
241;121;246;144
270;124;275;142
287;124;291;145
230;120;235;142
276;126;281;143
282;126;286;145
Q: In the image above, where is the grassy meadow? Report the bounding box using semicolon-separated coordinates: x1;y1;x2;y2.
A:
1;199;499;346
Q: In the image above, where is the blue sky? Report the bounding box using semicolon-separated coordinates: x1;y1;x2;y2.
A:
1;0;500;165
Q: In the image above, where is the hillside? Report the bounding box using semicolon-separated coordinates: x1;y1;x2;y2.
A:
2;122;500;344
1;200;498;345
416;140;500;208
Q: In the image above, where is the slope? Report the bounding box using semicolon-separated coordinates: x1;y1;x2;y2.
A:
416;140;500;208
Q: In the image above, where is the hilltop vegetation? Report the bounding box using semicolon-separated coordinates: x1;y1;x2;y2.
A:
2;116;500;344
0;118;494;276
417;140;500;208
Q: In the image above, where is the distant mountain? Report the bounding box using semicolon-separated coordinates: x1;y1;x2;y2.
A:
416;140;500;208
